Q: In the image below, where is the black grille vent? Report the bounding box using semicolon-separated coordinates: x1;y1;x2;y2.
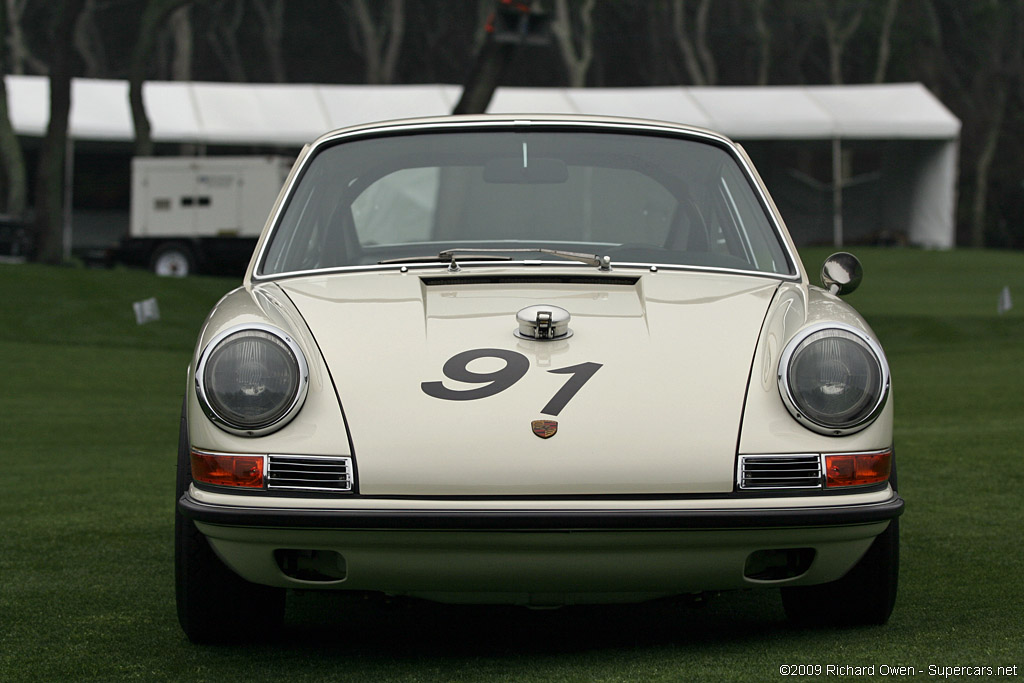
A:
267;455;353;493
422;275;639;287
739;455;823;490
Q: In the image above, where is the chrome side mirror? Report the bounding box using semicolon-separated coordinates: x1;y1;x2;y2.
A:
821;252;863;296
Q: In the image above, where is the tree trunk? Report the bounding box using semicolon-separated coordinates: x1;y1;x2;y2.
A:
6;0;48;74
873;0;900;83
452;36;517;115
252;0;287;83
128;0;194;158
73;0;109;78
968;0;1024;248
693;0;716;85
349;0;406;84
205;1;247;83
670;0;715;85
0;0;28;216
34;0;85;264
819;0;865;85
552;0;597;88
381;0;405;85
970;82;1006;248
169;5;193;82
350;0;381;83
752;0;771;85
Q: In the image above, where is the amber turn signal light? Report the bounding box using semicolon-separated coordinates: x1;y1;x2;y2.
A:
190;450;265;488
825;450;891;488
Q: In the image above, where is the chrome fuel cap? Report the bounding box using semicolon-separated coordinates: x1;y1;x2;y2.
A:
515;305;573;341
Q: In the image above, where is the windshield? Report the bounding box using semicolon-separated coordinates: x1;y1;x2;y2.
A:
258;128;794;277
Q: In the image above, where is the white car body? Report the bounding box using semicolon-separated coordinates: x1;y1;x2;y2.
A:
176;115;902;642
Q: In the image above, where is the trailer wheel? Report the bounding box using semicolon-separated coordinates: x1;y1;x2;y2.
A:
151;242;195;277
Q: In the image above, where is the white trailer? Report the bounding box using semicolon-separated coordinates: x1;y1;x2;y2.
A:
119;156;292;276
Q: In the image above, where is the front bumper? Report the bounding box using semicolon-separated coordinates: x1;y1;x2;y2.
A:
179;489;903;604
179;489;903;530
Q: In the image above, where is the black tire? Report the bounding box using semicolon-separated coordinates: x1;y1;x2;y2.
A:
781;516;899;626
175;400;285;644
151;242;195;277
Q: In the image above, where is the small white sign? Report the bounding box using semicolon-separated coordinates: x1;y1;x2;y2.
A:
133;297;160;325
998;286;1013;315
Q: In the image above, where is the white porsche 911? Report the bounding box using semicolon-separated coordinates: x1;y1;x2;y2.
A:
175;115;902;643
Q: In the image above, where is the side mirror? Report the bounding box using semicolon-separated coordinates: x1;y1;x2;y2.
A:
821;252;863;296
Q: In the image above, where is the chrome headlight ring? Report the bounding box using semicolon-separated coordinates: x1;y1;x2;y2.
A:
195;323;310;437
777;322;890;436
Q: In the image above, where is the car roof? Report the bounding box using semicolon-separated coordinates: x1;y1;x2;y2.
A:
308;114;736;148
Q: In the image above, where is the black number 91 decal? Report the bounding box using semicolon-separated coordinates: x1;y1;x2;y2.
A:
421;348;602;416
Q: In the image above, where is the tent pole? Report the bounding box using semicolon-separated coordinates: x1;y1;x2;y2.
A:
832;137;843;247
63;136;75;263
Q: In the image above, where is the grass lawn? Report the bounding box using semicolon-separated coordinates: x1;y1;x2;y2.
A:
1;251;1023;682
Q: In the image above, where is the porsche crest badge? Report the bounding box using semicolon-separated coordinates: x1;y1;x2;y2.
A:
531;419;558;439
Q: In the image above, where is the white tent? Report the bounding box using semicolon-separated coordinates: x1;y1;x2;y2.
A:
489;84;960;248
4;76;960;247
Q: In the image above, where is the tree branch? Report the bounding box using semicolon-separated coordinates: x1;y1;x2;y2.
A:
671;0;707;85
752;0;771;85
873;0;899;83
694;0;716;85
380;0;406;85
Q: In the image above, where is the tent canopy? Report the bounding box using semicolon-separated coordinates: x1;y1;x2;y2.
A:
5;77;959;145
4;77;960;248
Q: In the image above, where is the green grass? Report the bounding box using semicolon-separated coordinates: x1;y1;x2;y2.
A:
2;252;1023;681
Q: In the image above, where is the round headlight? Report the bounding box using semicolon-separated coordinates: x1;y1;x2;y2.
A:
196;324;309;436
778;324;889;435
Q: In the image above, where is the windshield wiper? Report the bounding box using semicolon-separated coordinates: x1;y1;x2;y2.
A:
438;248;612;272
378;254;513;265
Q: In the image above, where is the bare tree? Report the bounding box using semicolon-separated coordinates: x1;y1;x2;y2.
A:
670;0;716;85
412;0;487;84
452;1;517;115
470;0;494;57
552;0;596;88
252;0;287;83
634;3;675;84
0;0;28;216
768;4;818;85
341;0;406;84
964;0;1024;247
169;4;193;82
73;0;109;78
752;0;771;85
5;0;48;74
917;0;1017;246
128;0;195;158
205;0;248;82
873;0;900;83
152;4;190;80
34;0;87;264
452;0;554;113
817;0;865;84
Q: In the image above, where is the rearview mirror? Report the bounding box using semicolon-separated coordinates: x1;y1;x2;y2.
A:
483;157;568;184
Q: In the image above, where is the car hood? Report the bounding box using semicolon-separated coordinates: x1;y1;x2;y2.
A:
278;268;780;495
